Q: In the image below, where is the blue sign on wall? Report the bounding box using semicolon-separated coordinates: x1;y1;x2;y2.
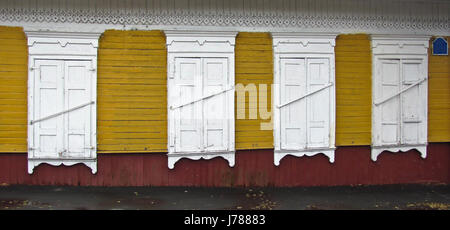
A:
432;37;448;55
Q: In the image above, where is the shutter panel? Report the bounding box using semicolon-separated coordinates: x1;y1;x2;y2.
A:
33;60;64;158
306;59;330;148
64;61;93;158
401;60;422;144
203;58;229;151
280;59;307;150
378;59;401;145
175;58;202;152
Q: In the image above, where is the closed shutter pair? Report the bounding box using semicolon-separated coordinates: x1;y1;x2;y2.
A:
169;57;233;154
29;60;96;172
372;58;427;160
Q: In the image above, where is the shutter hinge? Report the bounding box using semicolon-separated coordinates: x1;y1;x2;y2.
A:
85;146;95;150
170;134;175;147
89;68;96;72
28;147;37;151
30;66;38;71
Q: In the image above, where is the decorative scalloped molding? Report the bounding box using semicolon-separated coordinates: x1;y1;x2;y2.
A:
272;33;338;54
371;145;427;161
371;35;431;54
168;152;235;169
26;31;101;56
0;0;448;34
272;33;338;48
28;159;97;174
165;31;237;47
274;149;335;166
26;31;100;48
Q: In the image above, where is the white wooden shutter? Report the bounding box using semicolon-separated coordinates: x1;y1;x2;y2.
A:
306;58;331;148
27;31;99;174
280;58;307;150
377;59;401;145
279;58;332;150
203;58;229;151
174;58;203;152
401;60;424;144
64;61;93;158
370;35;430;161
166;31;237;169
273;33;338;165
32;60;64;158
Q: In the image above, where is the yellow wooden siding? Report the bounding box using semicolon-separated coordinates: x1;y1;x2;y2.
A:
0;26;28;153
428;36;450;142
97;30;167;153
335;34;372;146
235;32;274;150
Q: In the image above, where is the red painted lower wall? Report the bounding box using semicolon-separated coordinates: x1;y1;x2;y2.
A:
0;143;448;187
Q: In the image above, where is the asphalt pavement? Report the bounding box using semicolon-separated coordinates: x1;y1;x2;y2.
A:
0;183;448;210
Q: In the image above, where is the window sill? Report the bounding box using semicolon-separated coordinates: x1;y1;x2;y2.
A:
28;158;97;174
371;144;427;161
167;151;235;169
274;148;335;166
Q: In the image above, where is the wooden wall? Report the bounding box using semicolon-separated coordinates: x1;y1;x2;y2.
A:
97;30;167;153
0;27;448;155
235;32;273;150
1;143;448;186
335;34;372;146
428;36;450;142
0;26;27;153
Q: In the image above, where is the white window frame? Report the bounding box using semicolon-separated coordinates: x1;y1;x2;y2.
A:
370;35;430;161
26;31;100;174
165;31;237;169
272;33;337;166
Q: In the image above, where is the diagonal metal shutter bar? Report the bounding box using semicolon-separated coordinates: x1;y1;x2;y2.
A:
170;87;234;110
30;101;95;125
374;78;426;106
277;83;333;108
